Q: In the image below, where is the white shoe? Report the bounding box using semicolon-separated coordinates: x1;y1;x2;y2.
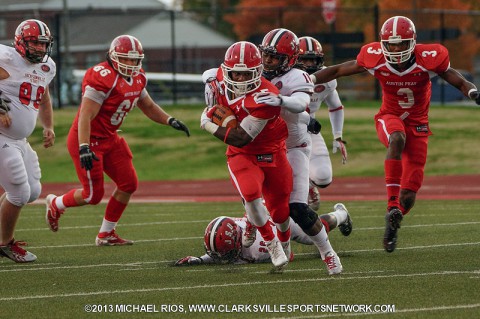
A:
334;203;353;236
267;238;288;270
323;251;342;275
308;185;321;211
242;220;257;248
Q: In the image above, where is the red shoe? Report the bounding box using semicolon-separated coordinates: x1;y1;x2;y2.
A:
95;230;133;246
45;194;64;232
0;239;37;263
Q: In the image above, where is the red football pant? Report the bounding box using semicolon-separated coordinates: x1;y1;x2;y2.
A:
67;128;138;205
227;149;292;225
376;114;431;193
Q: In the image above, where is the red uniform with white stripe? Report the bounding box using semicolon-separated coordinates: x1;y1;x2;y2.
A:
357;42;450;192
215;69;292;225
67;61;147;203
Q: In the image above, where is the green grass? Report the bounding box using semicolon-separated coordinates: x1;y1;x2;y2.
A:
29;102;480;182
1;200;479;318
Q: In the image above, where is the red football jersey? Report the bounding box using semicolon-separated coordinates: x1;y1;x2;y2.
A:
215;69;288;155
357;42;450;125
72;61;147;138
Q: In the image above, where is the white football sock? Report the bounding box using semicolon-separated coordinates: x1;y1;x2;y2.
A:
309;227;334;259
99;219;117;233
54;196;67;210
331;209;348;227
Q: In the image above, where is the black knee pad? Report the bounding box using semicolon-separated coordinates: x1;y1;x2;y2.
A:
289;202;318;231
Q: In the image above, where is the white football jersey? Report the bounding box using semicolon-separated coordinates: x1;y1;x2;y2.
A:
309;79;339;114
0;45;56;139
269;68;313;149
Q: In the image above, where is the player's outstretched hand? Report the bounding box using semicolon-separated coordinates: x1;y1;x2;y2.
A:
169;117;190;137
332;138;348;165
174;256;203;266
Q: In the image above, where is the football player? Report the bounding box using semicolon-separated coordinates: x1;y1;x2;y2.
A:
45;35;190;246
310;16;480;253
296;36;347;212
255;28;343;275
175;203;351;266
0;19;56;262
200;41;292;271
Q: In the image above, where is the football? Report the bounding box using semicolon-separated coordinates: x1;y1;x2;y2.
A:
211;104;238;129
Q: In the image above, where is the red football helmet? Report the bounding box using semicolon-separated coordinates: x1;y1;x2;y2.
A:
14;19;53;64
259;28;299;79
297;36;325;74
380;16;416;64
108;35;144;77
204;217;241;264
221;41;263;97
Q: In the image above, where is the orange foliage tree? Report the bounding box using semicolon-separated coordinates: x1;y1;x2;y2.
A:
224;0;479;72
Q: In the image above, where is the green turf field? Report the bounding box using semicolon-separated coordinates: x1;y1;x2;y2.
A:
30;102;480;182
1;200;479;318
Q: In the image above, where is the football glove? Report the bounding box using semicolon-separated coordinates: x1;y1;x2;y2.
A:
174;256;203;266
0;94;11;115
200;106;216;129
332;138;348;165
204;79;223;108
469;90;480;105
254;92;283;106
168;117;190;137
307;117;321;134
79;144;99;171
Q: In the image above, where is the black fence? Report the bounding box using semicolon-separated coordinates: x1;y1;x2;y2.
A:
1;5;479;106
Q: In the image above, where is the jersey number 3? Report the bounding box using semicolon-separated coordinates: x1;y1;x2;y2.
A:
396;88;414;108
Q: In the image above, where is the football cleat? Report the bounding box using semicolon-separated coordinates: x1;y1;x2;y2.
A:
242;219;257;248
0;239;37;263
323;251;342;275
45;194;64;232
267;238;288;271
308;185;321;211
95;230;133;246
335;203;353;236
383;207;403;253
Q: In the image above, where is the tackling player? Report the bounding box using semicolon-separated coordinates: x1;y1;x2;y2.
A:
254;28;343;275
310;16;480;252
0;19;56;262
45;35;190;246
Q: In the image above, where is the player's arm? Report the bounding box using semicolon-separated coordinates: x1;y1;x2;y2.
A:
255;91;311;113
38;86;55;148
77;92;102;171
439;68;480;104
325;90;348;164
310;60;365;84
174;254;214;266
201;110;267;147
137;90;190;136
